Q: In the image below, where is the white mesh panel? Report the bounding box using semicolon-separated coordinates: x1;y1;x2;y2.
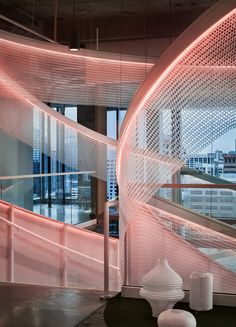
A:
0;78;116;180
0;30;153;107
0;31;154;180
126;203;236;293
0;201;120;290
117;2;236;293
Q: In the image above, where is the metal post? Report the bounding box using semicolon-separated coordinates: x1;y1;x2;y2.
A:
96;27;99;51
61;224;67;287
172;171;181;204
8;205;14;282
101;199;118;299
53;0;58;42
103;201;110;298
171;105;182;204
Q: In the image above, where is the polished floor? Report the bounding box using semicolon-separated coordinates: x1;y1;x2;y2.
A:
0;283;105;327
104;294;236;327
78;306;107;327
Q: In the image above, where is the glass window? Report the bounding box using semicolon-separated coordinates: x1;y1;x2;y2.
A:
190;190;202;195
205;205;217;210
220;206;233;211
119;110;127;131
205;190;217;195
191;205;203;209
190;197;203;202
107;110;117;140
205;197;218;202
106;108;126;200
220;197;233;203
32;103;92;224
220;191;232;196
65;106;77;122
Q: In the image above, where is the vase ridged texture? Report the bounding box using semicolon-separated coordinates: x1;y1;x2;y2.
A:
190;271;213;311
139;258;184;317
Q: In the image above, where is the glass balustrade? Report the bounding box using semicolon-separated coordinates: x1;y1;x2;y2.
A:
0;172;93;226
157;169;236;227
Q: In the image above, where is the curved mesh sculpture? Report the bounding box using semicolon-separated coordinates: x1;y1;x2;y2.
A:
0;0;236;296
117;0;236;293
0;31;153;179
0;30;153;107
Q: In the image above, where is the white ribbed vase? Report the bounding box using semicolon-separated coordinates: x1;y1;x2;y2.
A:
139;258;184;317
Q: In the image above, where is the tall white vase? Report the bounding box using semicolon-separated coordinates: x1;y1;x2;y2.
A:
190;271;213;311
139;258;184;317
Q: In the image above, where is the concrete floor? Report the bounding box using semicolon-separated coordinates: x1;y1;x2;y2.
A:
0;283;105;327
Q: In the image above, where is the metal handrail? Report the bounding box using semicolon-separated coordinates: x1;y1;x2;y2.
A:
0;171;95;180
161;183;236;189
0;210;119;271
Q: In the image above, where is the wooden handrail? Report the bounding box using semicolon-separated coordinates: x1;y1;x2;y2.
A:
161;183;236;189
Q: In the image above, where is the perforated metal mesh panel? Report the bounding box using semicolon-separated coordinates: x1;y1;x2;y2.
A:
0;31;153;179
117;2;236;293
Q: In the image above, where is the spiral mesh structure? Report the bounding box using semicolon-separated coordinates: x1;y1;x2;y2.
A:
126;202;236;293
0;31;153;108
1;0;236;295
117;0;236;293
0;31;153;179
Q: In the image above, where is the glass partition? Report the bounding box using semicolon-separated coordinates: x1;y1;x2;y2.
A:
0;200;120;290
157;170;236;227
0;172;93;225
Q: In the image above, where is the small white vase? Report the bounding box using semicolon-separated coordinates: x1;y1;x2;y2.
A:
139;258;184;317
158;309;196;327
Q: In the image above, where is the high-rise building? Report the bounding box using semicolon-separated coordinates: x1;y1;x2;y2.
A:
223;152;236;173
183;150;236;223
186;150;224;177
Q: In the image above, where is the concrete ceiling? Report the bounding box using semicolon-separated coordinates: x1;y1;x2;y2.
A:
2;0;216;19
1;0;217;46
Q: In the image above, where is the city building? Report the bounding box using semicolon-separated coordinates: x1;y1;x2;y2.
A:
186;150;224;177
182;175;236;223
107;150;117;200
223;152;236;173
183;150;236;223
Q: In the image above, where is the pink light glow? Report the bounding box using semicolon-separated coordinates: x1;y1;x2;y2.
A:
1;1;236;295
126;202;236;293
0;33;154;66
116;7;236;181
116;1;236;294
0;31;154;107
0;64;117;180
0;200;120;289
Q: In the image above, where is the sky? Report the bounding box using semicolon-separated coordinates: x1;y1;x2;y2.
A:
202;128;236;154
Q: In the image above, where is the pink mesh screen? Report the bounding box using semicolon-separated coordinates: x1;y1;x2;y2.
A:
117;1;236;294
0;30;153;179
0;203;9;281
0;31;153;107
0;201;120;291
126;202;236;293
1;0;236;296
